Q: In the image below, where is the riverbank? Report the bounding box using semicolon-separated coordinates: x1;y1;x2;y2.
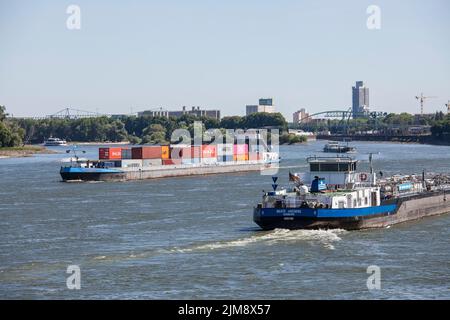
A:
69;141;130;145
316;135;450;146
0;145;58;158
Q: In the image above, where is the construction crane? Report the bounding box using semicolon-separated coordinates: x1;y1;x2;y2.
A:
415;93;437;115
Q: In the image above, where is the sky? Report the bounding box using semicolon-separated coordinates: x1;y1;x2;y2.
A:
0;0;449;120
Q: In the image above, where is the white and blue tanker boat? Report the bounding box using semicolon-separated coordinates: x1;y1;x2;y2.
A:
254;156;450;230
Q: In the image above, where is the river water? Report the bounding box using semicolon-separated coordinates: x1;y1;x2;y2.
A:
0;141;449;299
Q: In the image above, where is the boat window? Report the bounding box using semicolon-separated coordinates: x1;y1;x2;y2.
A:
310;162;355;172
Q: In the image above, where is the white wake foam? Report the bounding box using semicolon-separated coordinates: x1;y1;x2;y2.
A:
171;228;347;253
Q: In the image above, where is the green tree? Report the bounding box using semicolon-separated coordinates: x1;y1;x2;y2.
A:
0;106;24;147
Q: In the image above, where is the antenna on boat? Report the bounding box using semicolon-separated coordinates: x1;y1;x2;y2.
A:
362;152;380;175
66;145;86;162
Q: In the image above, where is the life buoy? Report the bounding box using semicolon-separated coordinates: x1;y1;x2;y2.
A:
360;173;368;181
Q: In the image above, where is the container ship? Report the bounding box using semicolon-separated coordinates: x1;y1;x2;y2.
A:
253;156;450;230
60;143;279;182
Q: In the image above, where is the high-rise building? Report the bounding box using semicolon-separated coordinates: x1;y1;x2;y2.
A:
246;98;275;115
352;81;369;118
293;108;310;123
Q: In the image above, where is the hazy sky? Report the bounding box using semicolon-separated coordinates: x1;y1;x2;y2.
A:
1;0;449;119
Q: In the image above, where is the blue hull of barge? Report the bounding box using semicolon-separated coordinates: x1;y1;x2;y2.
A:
60;167;125;181
253;204;398;230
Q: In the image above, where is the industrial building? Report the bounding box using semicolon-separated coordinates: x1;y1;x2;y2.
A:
246;98;275;116
293;108;310;123
138;106;221;120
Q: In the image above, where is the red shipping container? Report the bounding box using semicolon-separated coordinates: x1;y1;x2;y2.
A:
131;146;162;159
201;145;217;158
233;144;248;155
169;146;201;159
99;147;122;160
162;159;182;165
192;146;202;159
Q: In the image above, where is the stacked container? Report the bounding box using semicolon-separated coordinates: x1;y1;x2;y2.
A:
121;148;132;159
217;143;234;162
131;146;162;159
162;159;182;165
121;159;143;168
233;144;249;161
143;159;162;166
201;145;217;165
99;147;122;160
161;146;170;160
248;144;263;161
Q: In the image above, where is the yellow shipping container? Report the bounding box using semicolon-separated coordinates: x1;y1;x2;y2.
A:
161;146;170;159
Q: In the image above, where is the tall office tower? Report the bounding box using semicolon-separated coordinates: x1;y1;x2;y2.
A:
352;81;369;118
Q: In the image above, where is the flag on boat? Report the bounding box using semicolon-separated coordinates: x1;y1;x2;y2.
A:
289;171;300;183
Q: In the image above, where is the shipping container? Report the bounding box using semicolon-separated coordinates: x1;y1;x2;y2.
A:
121;159;143;168
249;144;265;153
182;157;200;165
222;155;234;162
201;157;217;165
234;154;247;162
161;146;170;159
233;144;248;155
143;159;163;167
169;145;202;160
162;159;182;165
132;146;162;159
192;146;202;159
217;143;234;156
121;148;132;159
170;147;185;159
101;161;116;168
248;152;261;161
99;147;122;160
201;145;217;158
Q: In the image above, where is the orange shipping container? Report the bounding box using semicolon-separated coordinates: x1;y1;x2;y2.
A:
234;154;247;161
99;147;122;160
161;146;170;159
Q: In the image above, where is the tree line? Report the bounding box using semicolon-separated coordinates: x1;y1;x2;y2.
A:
293;111;450;141
0;106;25;147
7;108;288;145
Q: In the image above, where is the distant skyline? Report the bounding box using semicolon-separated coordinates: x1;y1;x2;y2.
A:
1;0;449;119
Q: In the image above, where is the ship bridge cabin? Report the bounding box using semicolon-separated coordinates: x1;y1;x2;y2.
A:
302;156;376;189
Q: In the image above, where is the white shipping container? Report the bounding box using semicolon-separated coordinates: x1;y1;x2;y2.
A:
217;143;234;156
249;144;265;153
121;159;143;168
201;158;218;165
143;159;163;167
